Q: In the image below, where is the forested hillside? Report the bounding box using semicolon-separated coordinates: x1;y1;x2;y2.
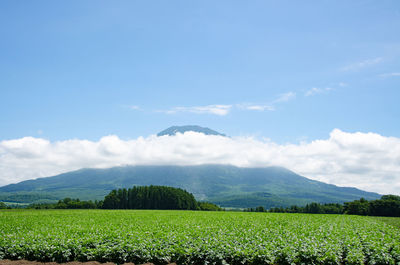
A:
0;165;381;208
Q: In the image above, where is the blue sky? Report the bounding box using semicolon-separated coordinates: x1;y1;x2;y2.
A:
1;1;400;194
1;0;399;143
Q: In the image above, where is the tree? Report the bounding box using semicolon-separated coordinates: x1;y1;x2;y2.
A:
304;202;323;214
102;185;199;210
255;206;266;212
344;198;370;215
102;190;119;209
198;202;222;211
370;196;400;217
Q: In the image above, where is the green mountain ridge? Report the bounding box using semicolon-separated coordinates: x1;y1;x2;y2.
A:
0;165;380;208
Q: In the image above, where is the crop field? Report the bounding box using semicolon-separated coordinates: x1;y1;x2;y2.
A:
0;210;399;265
373;216;400;229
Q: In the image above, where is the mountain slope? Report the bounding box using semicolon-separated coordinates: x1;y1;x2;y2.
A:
157;125;226;136
0;165;380;208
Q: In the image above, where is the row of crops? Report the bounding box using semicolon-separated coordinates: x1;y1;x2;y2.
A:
0;210;399;265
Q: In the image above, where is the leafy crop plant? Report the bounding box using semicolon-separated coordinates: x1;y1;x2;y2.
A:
0;210;399;265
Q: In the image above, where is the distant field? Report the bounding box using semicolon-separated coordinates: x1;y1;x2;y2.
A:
372;216;400;229
0;210;399;265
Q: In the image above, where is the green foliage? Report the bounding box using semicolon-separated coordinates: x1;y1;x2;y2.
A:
0;202;7;209
198;201;223;211
343;195;400;217
249;202;344;214
372;216;400;229
381;195;400;201
25;186;218;211
263;195;400;217
344;198;370;215
102;185;198;210
28;198;102;209
0;210;399;264
369;195;400;216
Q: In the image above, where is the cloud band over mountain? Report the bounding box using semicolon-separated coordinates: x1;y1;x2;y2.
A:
1;129;399;195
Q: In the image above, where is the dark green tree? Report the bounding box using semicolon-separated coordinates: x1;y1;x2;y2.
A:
102;185;199;210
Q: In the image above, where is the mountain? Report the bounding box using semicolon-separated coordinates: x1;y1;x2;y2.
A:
0;165;380;208
157;125;226;137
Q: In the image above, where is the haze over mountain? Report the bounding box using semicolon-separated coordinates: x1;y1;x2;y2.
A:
0;164;380;208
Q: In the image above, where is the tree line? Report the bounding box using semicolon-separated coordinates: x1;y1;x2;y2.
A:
29;198;102;209
26;185;223;211
4;187;399;216
102;185;198;210
245;195;400;217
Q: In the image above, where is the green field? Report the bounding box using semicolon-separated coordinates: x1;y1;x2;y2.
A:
373;216;400;229
0;210;399;265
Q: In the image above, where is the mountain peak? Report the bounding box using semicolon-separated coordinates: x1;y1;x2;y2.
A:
157;125;226;137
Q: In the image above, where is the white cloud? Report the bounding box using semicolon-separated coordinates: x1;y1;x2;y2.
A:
379;72;400;78
163;104;232;116
341;57;383;71
238;92;295;112
1;129;400;195
237;104;275;111
274;92;296;103
305;87;333;97
154;92;296;116
246;105;275;111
